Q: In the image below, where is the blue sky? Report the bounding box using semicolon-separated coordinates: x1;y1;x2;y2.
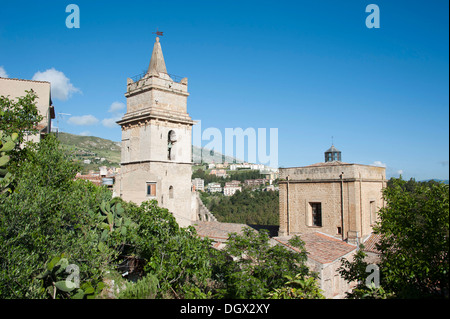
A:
0;0;448;180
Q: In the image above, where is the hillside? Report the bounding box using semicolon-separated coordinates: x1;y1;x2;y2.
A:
57;132;121;173
192;145;243;164
57;132;241;173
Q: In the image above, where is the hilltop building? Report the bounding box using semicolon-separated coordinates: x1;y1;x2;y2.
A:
223;180;242;196
207;182;222;193
115;36;194;227
192;178;205;192
0;77;55;143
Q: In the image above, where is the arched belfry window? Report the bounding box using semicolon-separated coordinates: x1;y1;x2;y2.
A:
168;130;177;160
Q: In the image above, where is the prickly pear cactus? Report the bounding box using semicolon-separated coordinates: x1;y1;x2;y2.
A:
0;130;19;193
95;198;136;241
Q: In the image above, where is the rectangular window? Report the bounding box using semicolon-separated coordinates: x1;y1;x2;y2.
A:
310;203;322;227
370;200;376;225
146;182;156;197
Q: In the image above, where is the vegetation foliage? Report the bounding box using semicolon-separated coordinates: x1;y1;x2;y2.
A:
0;92;317;299
4;92;446;300
192;167;264;186
339;177;449;299
200;189;279;225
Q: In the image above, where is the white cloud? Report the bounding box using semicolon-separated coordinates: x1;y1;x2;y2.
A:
102;101;125;128
0;66;8;78
68;115;99;126
32;68;81;101
371;161;387;168
108;101;125;113
102;117;120;128
79;131;91;136
396;169;404;175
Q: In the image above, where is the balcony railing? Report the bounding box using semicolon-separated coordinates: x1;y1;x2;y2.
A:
130;71;184;83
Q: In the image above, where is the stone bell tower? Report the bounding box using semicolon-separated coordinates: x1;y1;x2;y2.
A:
116;36;194;227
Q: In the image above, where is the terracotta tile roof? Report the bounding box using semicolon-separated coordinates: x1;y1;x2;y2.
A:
34;123;47;132
75;174;103;186
193;221;250;241
304;161;351;167
362;233;382;254
274;232;357;264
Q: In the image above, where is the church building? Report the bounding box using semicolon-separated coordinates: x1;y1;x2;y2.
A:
115;36;195;227
278;145;386;243
275;145;386;297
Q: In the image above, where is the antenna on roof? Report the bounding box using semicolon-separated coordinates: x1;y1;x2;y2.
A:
54;112;71;135
331;136;334;145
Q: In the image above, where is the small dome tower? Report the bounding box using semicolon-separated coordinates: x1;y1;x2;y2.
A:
324;144;341;162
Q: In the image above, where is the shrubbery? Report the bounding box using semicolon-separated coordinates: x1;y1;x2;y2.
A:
0;92;320;299
0;133;318;299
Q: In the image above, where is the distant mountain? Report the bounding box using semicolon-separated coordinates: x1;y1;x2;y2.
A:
57;133;242;171
192;145;243;164
420;179;449;184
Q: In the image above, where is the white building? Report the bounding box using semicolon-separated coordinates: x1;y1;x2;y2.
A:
192;178;204;192
207;182;222;193
0;77;55;143
223;180;242;196
229;163;265;171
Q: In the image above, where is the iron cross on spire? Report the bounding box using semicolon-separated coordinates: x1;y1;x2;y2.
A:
152;28;163;36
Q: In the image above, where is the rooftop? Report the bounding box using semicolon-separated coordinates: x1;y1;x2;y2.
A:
193;221;249;241
194;222;357;265
274;232;356;264
304;161;350;167
325;145;341;153
362;232;382;254
0;77;50;84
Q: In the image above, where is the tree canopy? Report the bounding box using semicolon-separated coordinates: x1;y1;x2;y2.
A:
0;92;320;299
203;189;279;225
339;177;449;299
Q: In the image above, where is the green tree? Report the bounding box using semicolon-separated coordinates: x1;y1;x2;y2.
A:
376;177;449;298
215;228;318;298
0;135;114;298
339;177;449;298
267;273;325;299
0;90;43;145
0;130;19;194
123;200;216;298
207;188;279;225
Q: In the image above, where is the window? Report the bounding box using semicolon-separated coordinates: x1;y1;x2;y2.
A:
146;182;156;197
370;200;376;225
169;185;174;199
310;203;322;227
168;130;177;160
